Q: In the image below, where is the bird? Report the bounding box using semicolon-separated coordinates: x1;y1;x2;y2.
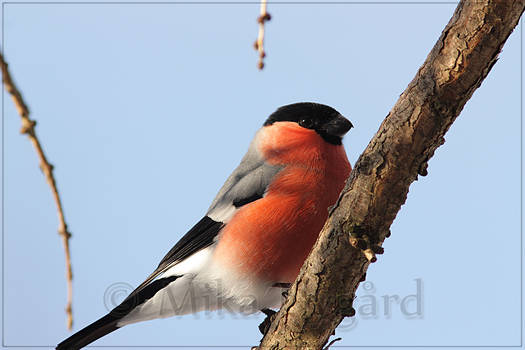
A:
56;102;352;349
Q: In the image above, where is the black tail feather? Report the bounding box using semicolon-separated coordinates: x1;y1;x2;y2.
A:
56;313;119;350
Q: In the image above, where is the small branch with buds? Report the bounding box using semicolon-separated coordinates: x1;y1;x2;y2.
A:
253;0;271;70
0;51;74;330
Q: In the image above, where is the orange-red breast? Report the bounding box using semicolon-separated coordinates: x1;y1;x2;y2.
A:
57;102;352;350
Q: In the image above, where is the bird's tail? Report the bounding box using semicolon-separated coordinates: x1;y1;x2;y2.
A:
56;275;182;349
56;312;120;350
56;280;144;350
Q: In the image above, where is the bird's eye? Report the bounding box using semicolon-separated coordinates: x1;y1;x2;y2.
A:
299;118;312;128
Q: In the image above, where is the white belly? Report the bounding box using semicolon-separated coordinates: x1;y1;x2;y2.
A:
117;245;286;327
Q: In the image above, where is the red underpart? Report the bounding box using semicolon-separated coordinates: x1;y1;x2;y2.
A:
214;122;351;283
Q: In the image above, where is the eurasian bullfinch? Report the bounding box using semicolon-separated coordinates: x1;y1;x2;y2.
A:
56;102;353;349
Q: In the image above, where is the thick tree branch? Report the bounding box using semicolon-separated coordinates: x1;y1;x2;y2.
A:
0;51;74;330
259;1;524;348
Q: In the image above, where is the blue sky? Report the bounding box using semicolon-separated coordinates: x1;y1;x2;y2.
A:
1;1;523;349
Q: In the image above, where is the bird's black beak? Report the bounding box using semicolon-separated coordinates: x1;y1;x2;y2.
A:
324;115;353;137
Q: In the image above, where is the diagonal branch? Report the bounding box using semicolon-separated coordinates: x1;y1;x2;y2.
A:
0;51;74;330
259;0;524;348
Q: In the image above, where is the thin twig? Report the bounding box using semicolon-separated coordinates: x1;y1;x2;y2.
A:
253;0;271;70
0;51;74;330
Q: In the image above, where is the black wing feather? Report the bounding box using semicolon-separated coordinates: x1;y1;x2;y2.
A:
130;216;224;294
156;216;224;271
233;192;263;208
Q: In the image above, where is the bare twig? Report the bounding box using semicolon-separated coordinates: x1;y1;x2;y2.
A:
0;51;74;330
254;0;271;70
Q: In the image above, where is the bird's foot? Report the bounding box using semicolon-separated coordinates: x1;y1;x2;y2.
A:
272;282;291;299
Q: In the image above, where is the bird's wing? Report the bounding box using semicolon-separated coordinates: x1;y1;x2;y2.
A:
131;216;224;295
135;137;283;293
206;136;284;222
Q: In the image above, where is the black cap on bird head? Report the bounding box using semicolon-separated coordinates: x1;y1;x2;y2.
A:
263;102;353;145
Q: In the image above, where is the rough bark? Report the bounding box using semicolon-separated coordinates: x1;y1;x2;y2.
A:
259;1;524;349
